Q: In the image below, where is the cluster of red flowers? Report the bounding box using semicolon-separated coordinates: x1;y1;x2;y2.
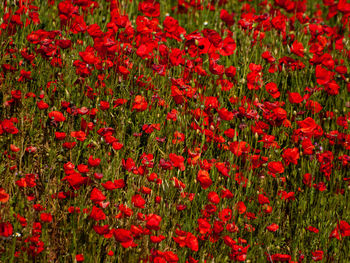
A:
1;0;350;262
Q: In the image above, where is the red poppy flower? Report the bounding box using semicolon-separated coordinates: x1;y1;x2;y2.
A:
219;208;232;222
197;218;211;234
301;138;314;155
215;162;230;177
224;128;238;139
146;214;162;230
207;192;220;204
316;65;333;85
99;101;110;111
311;250;324;261
266;223;279;232
221;188;234;199
297;117;323;138
18;70;32;82
55;132;66;140
70;15;87;34
306;226;319;233
265;82;280;99
197;170;212;189
331;220;350;239
62;172;88;190
268;254;291;262
113;228;137;248
247;63;263;90
48;111;66;122
89;206;106;221
40;213;53;222
132;95;148;112
305;100;323;114
229;141;251;156
225;66;237;79
236;201;246;214
138;0;160;17
209;60;225;75
218;108;234;121
291;40;305;57
271;14;287;32
262;50;275;63
63;142;77;149
268;161;285;174
100;181;116;190
56;39;71;49
338;220;350;237
219;37;236;56
279;191;296;201
282;148;300;165
90;188;106;203
169;48;185;66
220;9;235;26
122;158;136;172
79;46;98;65
92;225;110;236
325;80;340;95
132;194;146;209
170;177;184;191
77;164;89;173
163;16;186;41
75;254;84;262
174;231;199;252
169;153;185;171
71;131;86;141
150;235;166;243
111;141;123;151
258;194;270;205
0;222;13;237
113;98;128;108
37;100;49;110
88;155;101;167
0;188;9;203
288;91;303;104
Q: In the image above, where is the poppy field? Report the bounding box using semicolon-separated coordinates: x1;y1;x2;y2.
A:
1;0;350;262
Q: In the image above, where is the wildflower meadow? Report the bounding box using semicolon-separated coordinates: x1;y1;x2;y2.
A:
0;0;350;262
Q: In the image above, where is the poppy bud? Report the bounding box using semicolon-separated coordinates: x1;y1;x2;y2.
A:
254;133;258;139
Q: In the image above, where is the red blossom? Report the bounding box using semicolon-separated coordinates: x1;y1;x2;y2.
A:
268;161;285;175
197;170;212;189
138;1;160;17
146;214;162;231
132;194;146;209
0;188;9;203
48;111;66;122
